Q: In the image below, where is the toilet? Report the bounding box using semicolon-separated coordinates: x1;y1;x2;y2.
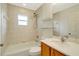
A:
29;46;41;56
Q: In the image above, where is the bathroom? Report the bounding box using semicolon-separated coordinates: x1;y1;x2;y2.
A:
0;3;79;56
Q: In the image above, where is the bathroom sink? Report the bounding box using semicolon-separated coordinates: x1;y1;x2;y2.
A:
49;39;61;42
44;36;61;42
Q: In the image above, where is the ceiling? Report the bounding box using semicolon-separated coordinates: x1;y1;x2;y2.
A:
53;3;78;13
10;3;43;11
9;3;78;13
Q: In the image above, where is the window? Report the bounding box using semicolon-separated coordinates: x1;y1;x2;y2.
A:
18;14;28;26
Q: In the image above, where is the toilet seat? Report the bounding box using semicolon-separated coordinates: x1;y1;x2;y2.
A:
29;47;41;56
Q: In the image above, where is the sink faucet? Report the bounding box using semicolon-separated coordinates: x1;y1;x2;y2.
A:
61;33;71;42
61;35;69;42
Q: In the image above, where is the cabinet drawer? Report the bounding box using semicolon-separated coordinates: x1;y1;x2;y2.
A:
41;42;65;56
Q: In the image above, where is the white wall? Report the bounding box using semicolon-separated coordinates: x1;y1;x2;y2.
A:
35;4;53;39
53;3;78;13
0;3;2;56
0;4;2;44
6;4;37;45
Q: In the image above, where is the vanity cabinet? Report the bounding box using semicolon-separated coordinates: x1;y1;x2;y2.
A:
41;42;65;56
41;42;50;56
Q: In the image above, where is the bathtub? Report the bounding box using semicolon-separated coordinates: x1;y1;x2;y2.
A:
3;41;40;56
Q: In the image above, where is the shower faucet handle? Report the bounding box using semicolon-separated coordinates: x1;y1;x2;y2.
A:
36;35;39;38
0;44;3;47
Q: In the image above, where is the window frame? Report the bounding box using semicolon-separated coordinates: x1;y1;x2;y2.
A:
17;14;28;26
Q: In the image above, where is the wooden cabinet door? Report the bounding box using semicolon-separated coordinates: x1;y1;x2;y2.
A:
41;42;50;56
54;49;64;56
50;48;54;56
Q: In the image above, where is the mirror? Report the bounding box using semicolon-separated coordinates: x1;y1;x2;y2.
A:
53;4;79;39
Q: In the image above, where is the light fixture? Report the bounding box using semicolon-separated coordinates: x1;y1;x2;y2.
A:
22;3;27;6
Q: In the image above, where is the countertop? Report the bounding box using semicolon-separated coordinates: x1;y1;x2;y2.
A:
41;37;79;56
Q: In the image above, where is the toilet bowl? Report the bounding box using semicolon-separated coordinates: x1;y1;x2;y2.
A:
29;46;41;56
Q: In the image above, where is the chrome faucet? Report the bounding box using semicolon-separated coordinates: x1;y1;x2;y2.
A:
61;36;67;42
61;33;71;42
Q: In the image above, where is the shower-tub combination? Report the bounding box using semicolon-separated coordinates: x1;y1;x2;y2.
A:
0;3;40;56
0;3;53;56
